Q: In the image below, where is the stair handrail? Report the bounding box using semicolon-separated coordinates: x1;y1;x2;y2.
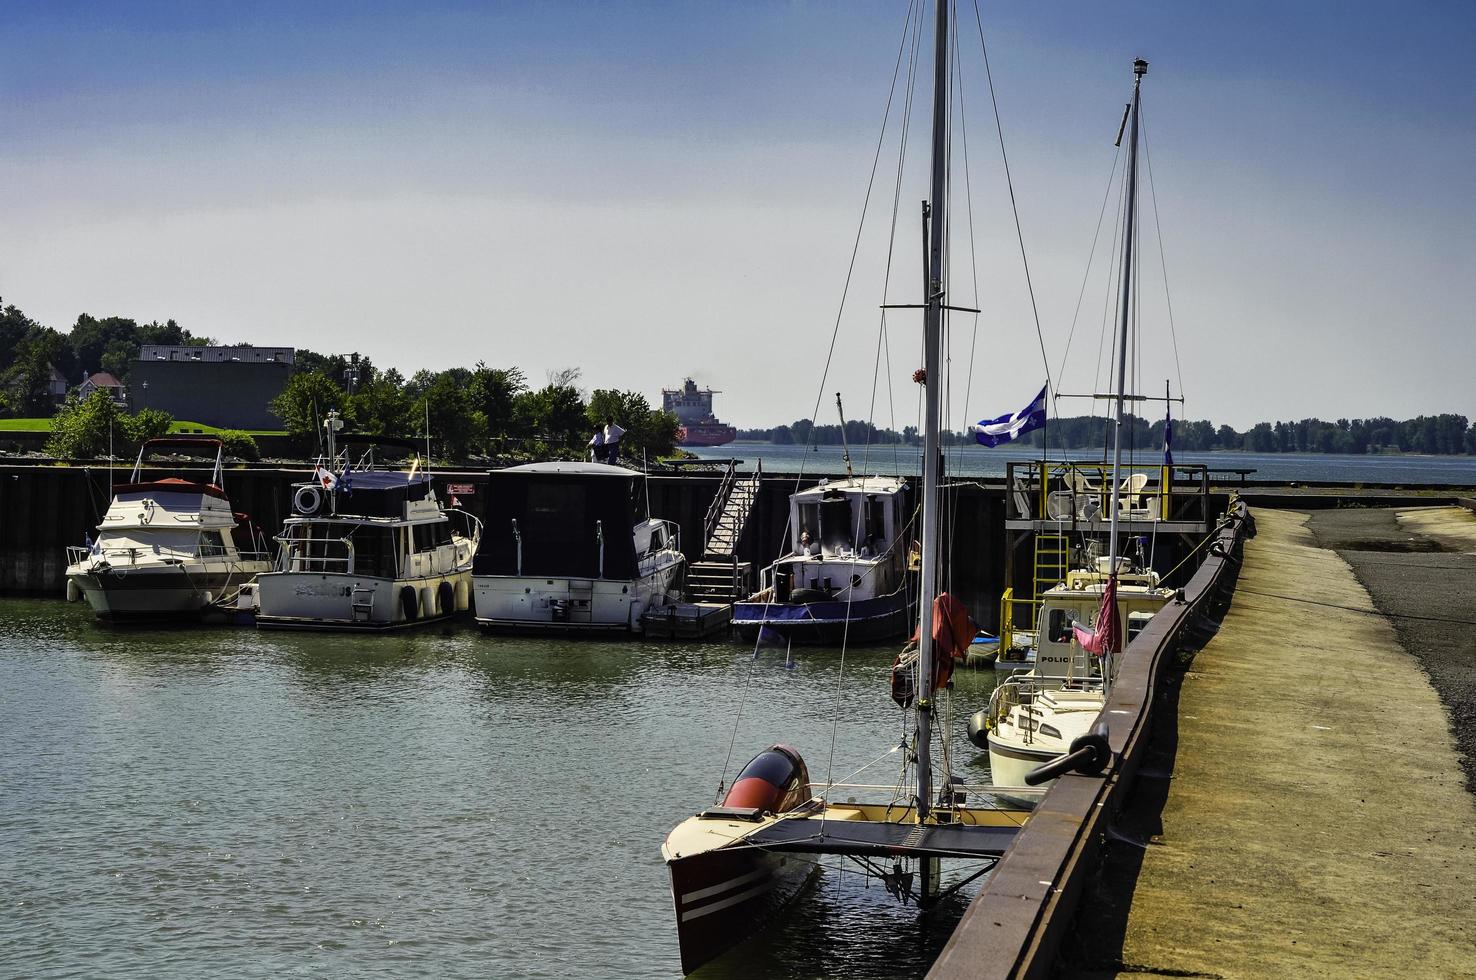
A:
702;459;738;550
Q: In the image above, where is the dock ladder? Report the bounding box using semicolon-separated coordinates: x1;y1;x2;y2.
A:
1031;531;1070;626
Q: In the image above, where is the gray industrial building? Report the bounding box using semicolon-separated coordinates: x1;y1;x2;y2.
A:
128;346;294;430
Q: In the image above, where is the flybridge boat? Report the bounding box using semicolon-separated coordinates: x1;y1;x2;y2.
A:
472;462;685;634
731;475;912;643
64;437;272;621
253;418;481;631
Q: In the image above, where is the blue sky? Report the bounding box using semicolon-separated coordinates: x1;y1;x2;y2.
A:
2;1;1473;430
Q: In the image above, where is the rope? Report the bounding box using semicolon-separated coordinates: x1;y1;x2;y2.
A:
969;0;1052;392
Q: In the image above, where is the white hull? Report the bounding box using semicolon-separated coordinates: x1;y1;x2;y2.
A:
255;569;472;630
66;559;271;620
986;687;1104;788
473;557;682;633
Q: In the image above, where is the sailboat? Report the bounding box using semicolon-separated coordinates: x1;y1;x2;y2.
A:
977;59;1166;788
661;5;1038;972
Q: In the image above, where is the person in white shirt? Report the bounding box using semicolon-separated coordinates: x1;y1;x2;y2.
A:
588;429;604;462
602;419;625;463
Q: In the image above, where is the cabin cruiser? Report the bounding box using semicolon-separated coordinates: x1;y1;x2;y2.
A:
253;427;480;630
732;476;911;643
472;462;685;633
64;437;272;621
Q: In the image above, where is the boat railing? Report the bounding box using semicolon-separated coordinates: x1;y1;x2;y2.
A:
274;534;354;573
703;458;738;546
1005;459;1210;525
998;588;1043;651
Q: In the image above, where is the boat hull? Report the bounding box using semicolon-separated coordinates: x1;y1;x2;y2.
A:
666;842;815;974
732;591;910;644
66;562;270;622
254;570;471;631
472;558;683;635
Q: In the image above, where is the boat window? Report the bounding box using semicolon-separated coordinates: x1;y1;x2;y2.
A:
199;530;226;558
796;502;820;554
414;520;453;553
288;521;350;572
1047;607;1076;644
864;495;887;551
819;497;853;556
349;527;398;578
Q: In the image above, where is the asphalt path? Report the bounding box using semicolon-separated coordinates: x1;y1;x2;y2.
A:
1307;506;1476;792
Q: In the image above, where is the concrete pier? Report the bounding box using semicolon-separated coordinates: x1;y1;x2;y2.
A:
1072;508;1476;977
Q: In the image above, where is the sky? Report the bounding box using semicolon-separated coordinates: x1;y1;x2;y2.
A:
1;1;1473;431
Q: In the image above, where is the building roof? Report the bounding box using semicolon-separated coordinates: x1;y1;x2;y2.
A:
137;345;294;364
87;372;124;389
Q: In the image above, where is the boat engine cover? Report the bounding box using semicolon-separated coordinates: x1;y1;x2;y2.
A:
721;744;811;814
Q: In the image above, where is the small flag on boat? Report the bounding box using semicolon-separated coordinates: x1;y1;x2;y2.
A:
314;466;338;490
1164;402;1174;467
972;384;1048;448
1071;575;1121;656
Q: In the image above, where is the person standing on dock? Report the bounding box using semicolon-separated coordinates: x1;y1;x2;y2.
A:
602;419;625;464
587;428;604;463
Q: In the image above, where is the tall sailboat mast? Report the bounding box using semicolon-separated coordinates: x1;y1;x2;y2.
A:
915;0;951;822
1106;59;1148;687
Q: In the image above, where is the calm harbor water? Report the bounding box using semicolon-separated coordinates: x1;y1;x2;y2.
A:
691;443;1476;486
0;599;1002;979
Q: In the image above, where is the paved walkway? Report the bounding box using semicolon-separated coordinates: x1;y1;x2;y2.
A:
1097;509;1476;978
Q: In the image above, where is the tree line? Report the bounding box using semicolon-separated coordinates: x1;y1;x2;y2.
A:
0;301;210;417
739;412;1476;456
270;363;680;461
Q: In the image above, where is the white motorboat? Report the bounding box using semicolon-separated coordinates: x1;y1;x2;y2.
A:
254;422;481;630
64;437;272;622
472;462;684;634
732;475;913;643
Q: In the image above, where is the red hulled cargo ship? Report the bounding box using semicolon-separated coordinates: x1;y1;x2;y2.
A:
663;379;737;447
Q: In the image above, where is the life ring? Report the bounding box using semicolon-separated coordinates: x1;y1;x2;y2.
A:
294;485;323;515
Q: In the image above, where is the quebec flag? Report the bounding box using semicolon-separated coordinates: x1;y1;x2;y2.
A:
972;385;1048;448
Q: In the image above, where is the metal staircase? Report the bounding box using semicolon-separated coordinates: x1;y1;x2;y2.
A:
688;460;761;603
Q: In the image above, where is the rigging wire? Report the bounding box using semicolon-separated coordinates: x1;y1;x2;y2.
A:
1139;107;1187;407
969;0;1052;395
716;0;921;799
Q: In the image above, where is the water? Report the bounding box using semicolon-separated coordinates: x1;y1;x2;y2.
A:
689;443;1476;486
0;600;1003;979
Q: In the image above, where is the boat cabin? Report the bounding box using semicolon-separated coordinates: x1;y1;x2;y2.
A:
768;476;906;601
1033;581;1172;680
475;462;671;581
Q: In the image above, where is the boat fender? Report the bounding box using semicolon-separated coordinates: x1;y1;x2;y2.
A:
66;579;80;602
400;586;419;622
721;745;812;814
965;708;991;749
437;582;454;617
294;485;323;515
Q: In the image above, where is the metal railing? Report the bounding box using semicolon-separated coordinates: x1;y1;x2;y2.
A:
1005;459;1210;525
998;587;1043;652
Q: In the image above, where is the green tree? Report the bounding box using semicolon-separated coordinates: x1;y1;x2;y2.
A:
269;370;349;442
348;370;415;436
472;364;527;443
515;383;587;450
418;371;488;461
586;389;681;459
46;390;172;458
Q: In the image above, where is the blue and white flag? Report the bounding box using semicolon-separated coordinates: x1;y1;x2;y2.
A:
972;385;1048;448
1164;403;1174;467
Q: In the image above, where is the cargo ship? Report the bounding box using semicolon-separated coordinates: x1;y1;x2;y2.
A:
663;378;737;447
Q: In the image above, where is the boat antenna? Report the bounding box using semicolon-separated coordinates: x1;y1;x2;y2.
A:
424;397;431;475
834;392;855;481
913;0;951;830
1106;58;1147;695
